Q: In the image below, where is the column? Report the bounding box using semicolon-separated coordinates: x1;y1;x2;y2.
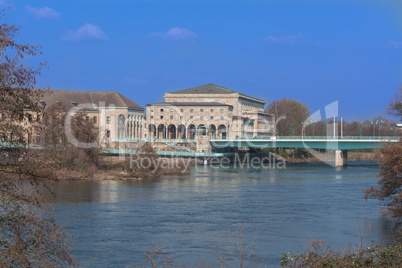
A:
335;149;348;167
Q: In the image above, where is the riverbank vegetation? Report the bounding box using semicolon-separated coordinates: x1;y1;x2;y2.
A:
265;97;401;138
281;240;402;267
37;103;189;180
364;89;402;241
0;8;74;266
124;142;190;178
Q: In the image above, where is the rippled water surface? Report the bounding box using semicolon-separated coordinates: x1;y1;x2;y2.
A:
47;161;394;266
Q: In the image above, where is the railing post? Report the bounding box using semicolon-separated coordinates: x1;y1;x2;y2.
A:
333;116;336;139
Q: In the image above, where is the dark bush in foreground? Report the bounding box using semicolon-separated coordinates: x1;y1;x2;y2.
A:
281;240;402;267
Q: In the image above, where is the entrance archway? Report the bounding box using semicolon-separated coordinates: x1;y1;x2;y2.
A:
149;124;156;139
188;124;196;139
208;124;216;137
178;125;186;139
218;124;227;139
197;124;207;136
168;124;176;139
157;124;166;139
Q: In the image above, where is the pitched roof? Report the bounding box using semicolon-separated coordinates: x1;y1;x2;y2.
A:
40;90;144;110
167;83;265;103
168;83;238;95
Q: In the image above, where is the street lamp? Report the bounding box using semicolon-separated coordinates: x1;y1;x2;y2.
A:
371;120;383;137
341;117;343;138
378;120;383;136
312;120;317;136
289;124;294;136
371;121;376;136
371;119;384;137
333;116;336;139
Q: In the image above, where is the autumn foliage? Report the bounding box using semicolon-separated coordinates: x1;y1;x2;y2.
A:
364;140;402;240
40;102;100;172
0;8;74;266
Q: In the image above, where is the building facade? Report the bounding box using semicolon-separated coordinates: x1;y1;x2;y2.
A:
39;90;145;146
146;84;275;140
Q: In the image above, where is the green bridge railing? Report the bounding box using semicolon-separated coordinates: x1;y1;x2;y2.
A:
212;136;401;141
102;148;233;157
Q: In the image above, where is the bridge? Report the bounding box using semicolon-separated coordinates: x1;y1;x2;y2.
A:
109;135;400;166
3;136;399;167
210;136;400;166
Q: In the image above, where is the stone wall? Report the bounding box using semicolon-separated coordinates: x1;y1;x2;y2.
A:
146;104;233;139
195;135;212;152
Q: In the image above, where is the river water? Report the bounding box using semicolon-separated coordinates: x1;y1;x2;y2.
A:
47;161;394;267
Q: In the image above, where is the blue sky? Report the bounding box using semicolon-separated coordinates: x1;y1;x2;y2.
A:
2;0;402;121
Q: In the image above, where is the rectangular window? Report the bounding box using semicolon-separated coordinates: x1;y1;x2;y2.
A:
151;116;154;119
210;109;214;112
10;115;14;122
170;109;174;112
93;116;97;124
180;116;183;119
86;116;89;121
210;116;214;119
200;109;204;112
107;116;111;124
170;116;173;119
180;109;183;112
190;109;193;112
36;114;41;122
201;116;203;119
106;130;110;138
151;108;154;112
221;116;224;119
36;133;40;143
160;109;164;112
1;113;5;121
190;116;193;119
160;116;164;119
220;109;224;112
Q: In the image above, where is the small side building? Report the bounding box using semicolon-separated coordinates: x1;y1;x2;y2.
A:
39;90;145;146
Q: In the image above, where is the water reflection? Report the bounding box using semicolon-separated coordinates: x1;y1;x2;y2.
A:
47;161;394;267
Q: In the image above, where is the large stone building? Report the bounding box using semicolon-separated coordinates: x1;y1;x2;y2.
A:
146;84;275;140
39;90;145;145
10;85;273;151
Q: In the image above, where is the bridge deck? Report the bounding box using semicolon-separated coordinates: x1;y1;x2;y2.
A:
210;136;400;150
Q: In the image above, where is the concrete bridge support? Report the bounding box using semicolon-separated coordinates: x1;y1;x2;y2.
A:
335;149;348;167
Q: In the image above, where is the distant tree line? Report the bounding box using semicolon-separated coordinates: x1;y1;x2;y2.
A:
265;98;401;137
